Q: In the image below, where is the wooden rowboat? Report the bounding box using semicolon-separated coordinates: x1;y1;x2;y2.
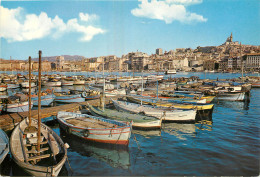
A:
126;96;214;111
57;111;132;146
111;99;197;122
10;118;67;176
88;104;162;130
54;93;85;103
0;129;9;165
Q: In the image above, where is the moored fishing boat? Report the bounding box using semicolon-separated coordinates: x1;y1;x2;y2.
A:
10;118;67;176
73;79;85;85
20;81;36;88
0;84;7;92
54;93;85;103
0;94;33;113
10;52;67;177
57;111;132;146
61;79;74;86
31;94;56;106
88;104;162;130
1;101;32;113
81;90;100;100
161;92;215;103
214;91;249;101
42;80;61;87
105;88;126;97
7;83;20;89
251;81;260;88
111;99;197;122
142;94;207;104
126;96;214;111
0;129;9;164
165;69;177;74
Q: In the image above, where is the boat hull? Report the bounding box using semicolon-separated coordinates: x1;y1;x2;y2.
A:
126;96;214;111
216;92;248;101
88;105;162;130
57;111;132;146
43;81;61;87
7;83;20;89
10;118;67;176
61;80;74;86
1;101;33;113
20;82;36;88
0;129;9;165
0;86;7;92
31;94;55;106
55;94;85;103
112;99;197;122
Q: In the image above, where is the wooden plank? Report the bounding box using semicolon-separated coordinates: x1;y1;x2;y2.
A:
27;154;51;161
26;147;49;154
25;140;48;147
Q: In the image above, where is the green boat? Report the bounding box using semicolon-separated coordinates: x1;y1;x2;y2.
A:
88;104;162;130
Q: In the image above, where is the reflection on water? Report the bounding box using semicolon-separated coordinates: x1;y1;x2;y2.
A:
132;129;161;138
60;130;131;171
214;100;250;110
162;123;196;140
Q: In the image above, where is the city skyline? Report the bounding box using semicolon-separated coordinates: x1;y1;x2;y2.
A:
0;0;259;60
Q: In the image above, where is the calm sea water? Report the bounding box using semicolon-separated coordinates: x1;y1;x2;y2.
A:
0;72;259;176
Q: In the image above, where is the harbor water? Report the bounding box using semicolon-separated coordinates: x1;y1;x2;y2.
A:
0;72;259;176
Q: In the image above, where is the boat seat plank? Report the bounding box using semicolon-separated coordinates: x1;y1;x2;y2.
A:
26;147;49;154
27;154;51;161
26;136;44;140
66;117;115;128
25;140;48;146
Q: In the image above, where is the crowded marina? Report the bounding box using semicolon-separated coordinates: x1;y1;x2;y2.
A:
0;52;259;176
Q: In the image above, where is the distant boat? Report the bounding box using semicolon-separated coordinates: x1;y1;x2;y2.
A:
73;79;85;85
214;91;248;101
7;83;20;89
42;80;61;87
57;111;132;146
0;84;7;92
165;70;177;74
20;81;36;88
0;129;9;165
126;96;214;111
251;81;260;88
31;94;56;107
61;79;74;86
0;94;33;113
54;93;85;103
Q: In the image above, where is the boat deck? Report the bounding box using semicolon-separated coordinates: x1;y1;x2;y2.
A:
66;117;115;128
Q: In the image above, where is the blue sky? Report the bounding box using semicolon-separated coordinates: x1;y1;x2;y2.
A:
0;0;259;60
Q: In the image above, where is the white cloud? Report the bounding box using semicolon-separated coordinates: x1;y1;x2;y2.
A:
131;0;207;24
165;0;203;5
0;6;105;42
79;12;98;22
67;18;105;41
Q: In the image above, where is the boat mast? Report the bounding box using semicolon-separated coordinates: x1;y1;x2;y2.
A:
240;42;244;82
141;70;143;105
37;50;42;153
156;58;159;100
28;56;32;127
102;57;105;111
10;56;13;75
